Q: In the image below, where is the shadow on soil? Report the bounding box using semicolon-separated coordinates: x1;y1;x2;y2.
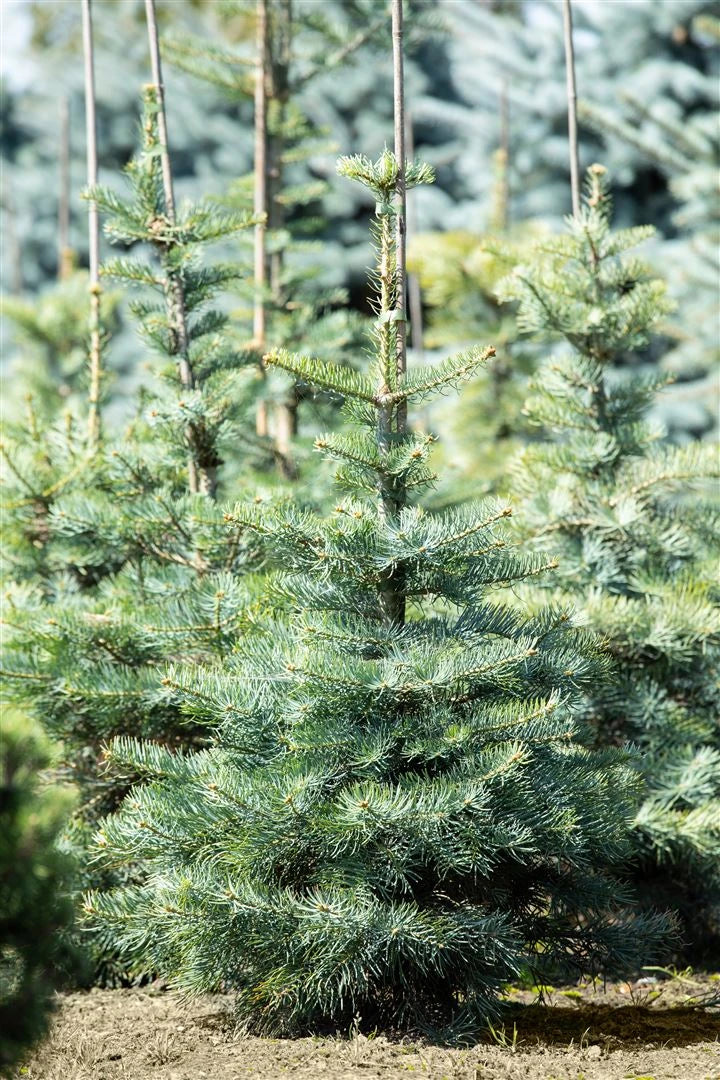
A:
496;1002;720;1049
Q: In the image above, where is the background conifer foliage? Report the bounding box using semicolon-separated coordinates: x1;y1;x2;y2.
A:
0;0;718;1058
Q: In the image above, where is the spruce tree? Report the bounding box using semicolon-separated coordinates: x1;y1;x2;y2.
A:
579;10;719;422
161;0;379;476
441;0;718;441
2;82;258;823
2;77;261;980
498;163;720;958
86;149;668;1035
407;216;543;503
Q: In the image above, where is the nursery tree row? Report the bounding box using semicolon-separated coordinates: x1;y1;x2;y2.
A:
0;0;718;1068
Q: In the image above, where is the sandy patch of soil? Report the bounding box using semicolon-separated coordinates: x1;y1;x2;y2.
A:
19;972;720;1080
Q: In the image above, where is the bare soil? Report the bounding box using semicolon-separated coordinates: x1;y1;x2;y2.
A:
20;971;720;1080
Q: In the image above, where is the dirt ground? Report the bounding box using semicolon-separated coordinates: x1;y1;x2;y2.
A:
20;971;720;1080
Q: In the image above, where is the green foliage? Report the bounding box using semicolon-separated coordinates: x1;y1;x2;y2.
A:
161;1;372;477
0;712;78;1076
578;8;719;397
1;88;265;986
90;84;257;496
86;155;669;1036
408;223;544;502
0;272;121;417
439;0;719;441
500;165;720;959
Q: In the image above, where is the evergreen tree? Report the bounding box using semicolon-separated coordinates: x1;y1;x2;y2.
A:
439;0;718;440
0;712;78;1076
2;82;258;822
2;78;262;980
407;215;544;503
0;0;242;293
579;9;719;433
86;150;667;1036
498;164;720;959
162;0;371;478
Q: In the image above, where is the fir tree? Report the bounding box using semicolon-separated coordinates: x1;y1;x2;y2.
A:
498;163;720;959
579;9;719;424
406;206;544;503
161;0;380;476
2;75;262;980
0;277;121;423
2;82;258;823
440;0;718;440
86;149;668;1036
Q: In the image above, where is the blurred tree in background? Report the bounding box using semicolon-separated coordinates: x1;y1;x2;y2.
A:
426;0;718;441
3;1;716;444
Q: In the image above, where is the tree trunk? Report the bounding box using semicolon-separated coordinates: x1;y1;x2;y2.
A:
375;0;408;627
145;0;217;497
269;0;298;478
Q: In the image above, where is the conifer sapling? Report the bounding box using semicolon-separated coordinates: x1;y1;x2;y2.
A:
86;151;669;1036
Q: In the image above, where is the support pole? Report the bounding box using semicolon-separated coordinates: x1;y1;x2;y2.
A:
58;97;72;280
254;0;269;439
562;0;581;218
392;0;407;436
82;0;102;449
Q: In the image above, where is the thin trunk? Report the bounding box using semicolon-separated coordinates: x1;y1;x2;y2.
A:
145;0;214;496
405;111;424;361
267;0;291;302
562;0;581;218
58;97;72;280
376;210;405;625
392;0;407;435
254;0;269;439
145;0;178;223
376;0;408;626
83;0;102;450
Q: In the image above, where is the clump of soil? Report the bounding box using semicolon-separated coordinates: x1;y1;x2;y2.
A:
19;971;720;1080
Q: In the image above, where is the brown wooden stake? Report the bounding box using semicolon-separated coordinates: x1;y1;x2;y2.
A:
58;96;72;280
254;0;269;439
562;0;581;218
392;0;407;437
82;0;102;449
405;110;424;361
270;0;298;478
